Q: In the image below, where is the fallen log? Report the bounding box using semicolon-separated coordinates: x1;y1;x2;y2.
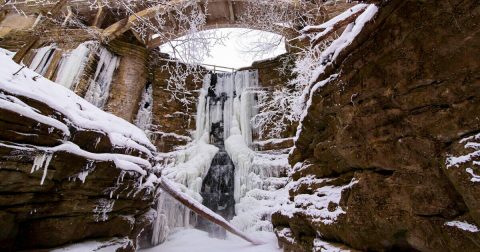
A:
302;4;368;48
158;177;265;246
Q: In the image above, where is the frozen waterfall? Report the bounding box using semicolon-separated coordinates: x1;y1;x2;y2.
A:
150;69;283;247
84;47;119;109
29;44;56;76
55;42;97;90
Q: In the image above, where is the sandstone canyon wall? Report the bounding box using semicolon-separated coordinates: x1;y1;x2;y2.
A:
272;0;480;251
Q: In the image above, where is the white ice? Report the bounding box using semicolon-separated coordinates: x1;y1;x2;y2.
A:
55;41;97;90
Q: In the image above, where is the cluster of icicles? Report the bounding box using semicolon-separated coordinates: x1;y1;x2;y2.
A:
28;42;119;109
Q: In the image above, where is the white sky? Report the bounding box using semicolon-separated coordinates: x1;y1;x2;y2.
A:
159;28;286;70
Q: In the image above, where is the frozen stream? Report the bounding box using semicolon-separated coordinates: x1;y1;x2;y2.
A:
143;229;281;252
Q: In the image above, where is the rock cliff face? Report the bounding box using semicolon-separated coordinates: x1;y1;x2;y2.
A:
0;55;157;251
273;0;480;251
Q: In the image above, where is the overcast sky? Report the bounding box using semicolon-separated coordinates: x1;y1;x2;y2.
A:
159;28;286;70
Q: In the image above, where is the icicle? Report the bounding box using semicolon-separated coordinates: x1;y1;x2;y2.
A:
194;74;210;141
29;44;57;76
31;152;53;185
84;47;119;109
93;198;115;222
152;192;191;245
55;41;97;90
134;83;153;133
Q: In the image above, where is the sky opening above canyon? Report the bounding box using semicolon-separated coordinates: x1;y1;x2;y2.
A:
158;28;287;70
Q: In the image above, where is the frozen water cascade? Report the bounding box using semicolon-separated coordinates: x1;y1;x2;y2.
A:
197;73;237;238
29;44;57;76
150;69;289;249
84;47;119;109
55;42;97;90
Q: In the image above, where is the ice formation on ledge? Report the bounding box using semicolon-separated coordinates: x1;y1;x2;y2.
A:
29;44;57;76
31;152;53;185
85;47;120;109
0;51;158;193
55;41;97;90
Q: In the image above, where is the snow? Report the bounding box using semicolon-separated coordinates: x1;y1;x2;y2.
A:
302;4;369;41
51;237;132;252
465;168;480;182
0;48;15;58
279;177;358;225
0;92;70;135
293;3;378;144
313;238;351;252
446;133;480;183
142;229;280;252
0;141;152;188
293;74;337;147
0;52;155;154
445;220;480;233
276;227;295;244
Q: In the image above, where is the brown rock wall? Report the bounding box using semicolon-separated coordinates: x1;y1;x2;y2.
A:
0;85;156;251
105;40;149;123
273;0;480;251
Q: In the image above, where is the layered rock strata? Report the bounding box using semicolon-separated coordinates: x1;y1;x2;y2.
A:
273;0;480;251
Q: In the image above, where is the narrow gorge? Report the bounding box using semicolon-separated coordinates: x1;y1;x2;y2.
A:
0;0;479;251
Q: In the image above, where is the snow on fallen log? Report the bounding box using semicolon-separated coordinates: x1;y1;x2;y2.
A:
158;177;266;246
0;53;155;155
301;4;369;47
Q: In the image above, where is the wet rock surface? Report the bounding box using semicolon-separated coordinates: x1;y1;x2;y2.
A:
273;0;480;251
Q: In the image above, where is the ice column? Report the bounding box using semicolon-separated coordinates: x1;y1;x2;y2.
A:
134;83;153;134
55;42;97;90
84;47;119;109
29;44;57;76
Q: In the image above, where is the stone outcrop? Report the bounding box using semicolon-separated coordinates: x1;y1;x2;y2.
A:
243;53;298;143
272;0;480;251
149;53;206;152
0;57;158;251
